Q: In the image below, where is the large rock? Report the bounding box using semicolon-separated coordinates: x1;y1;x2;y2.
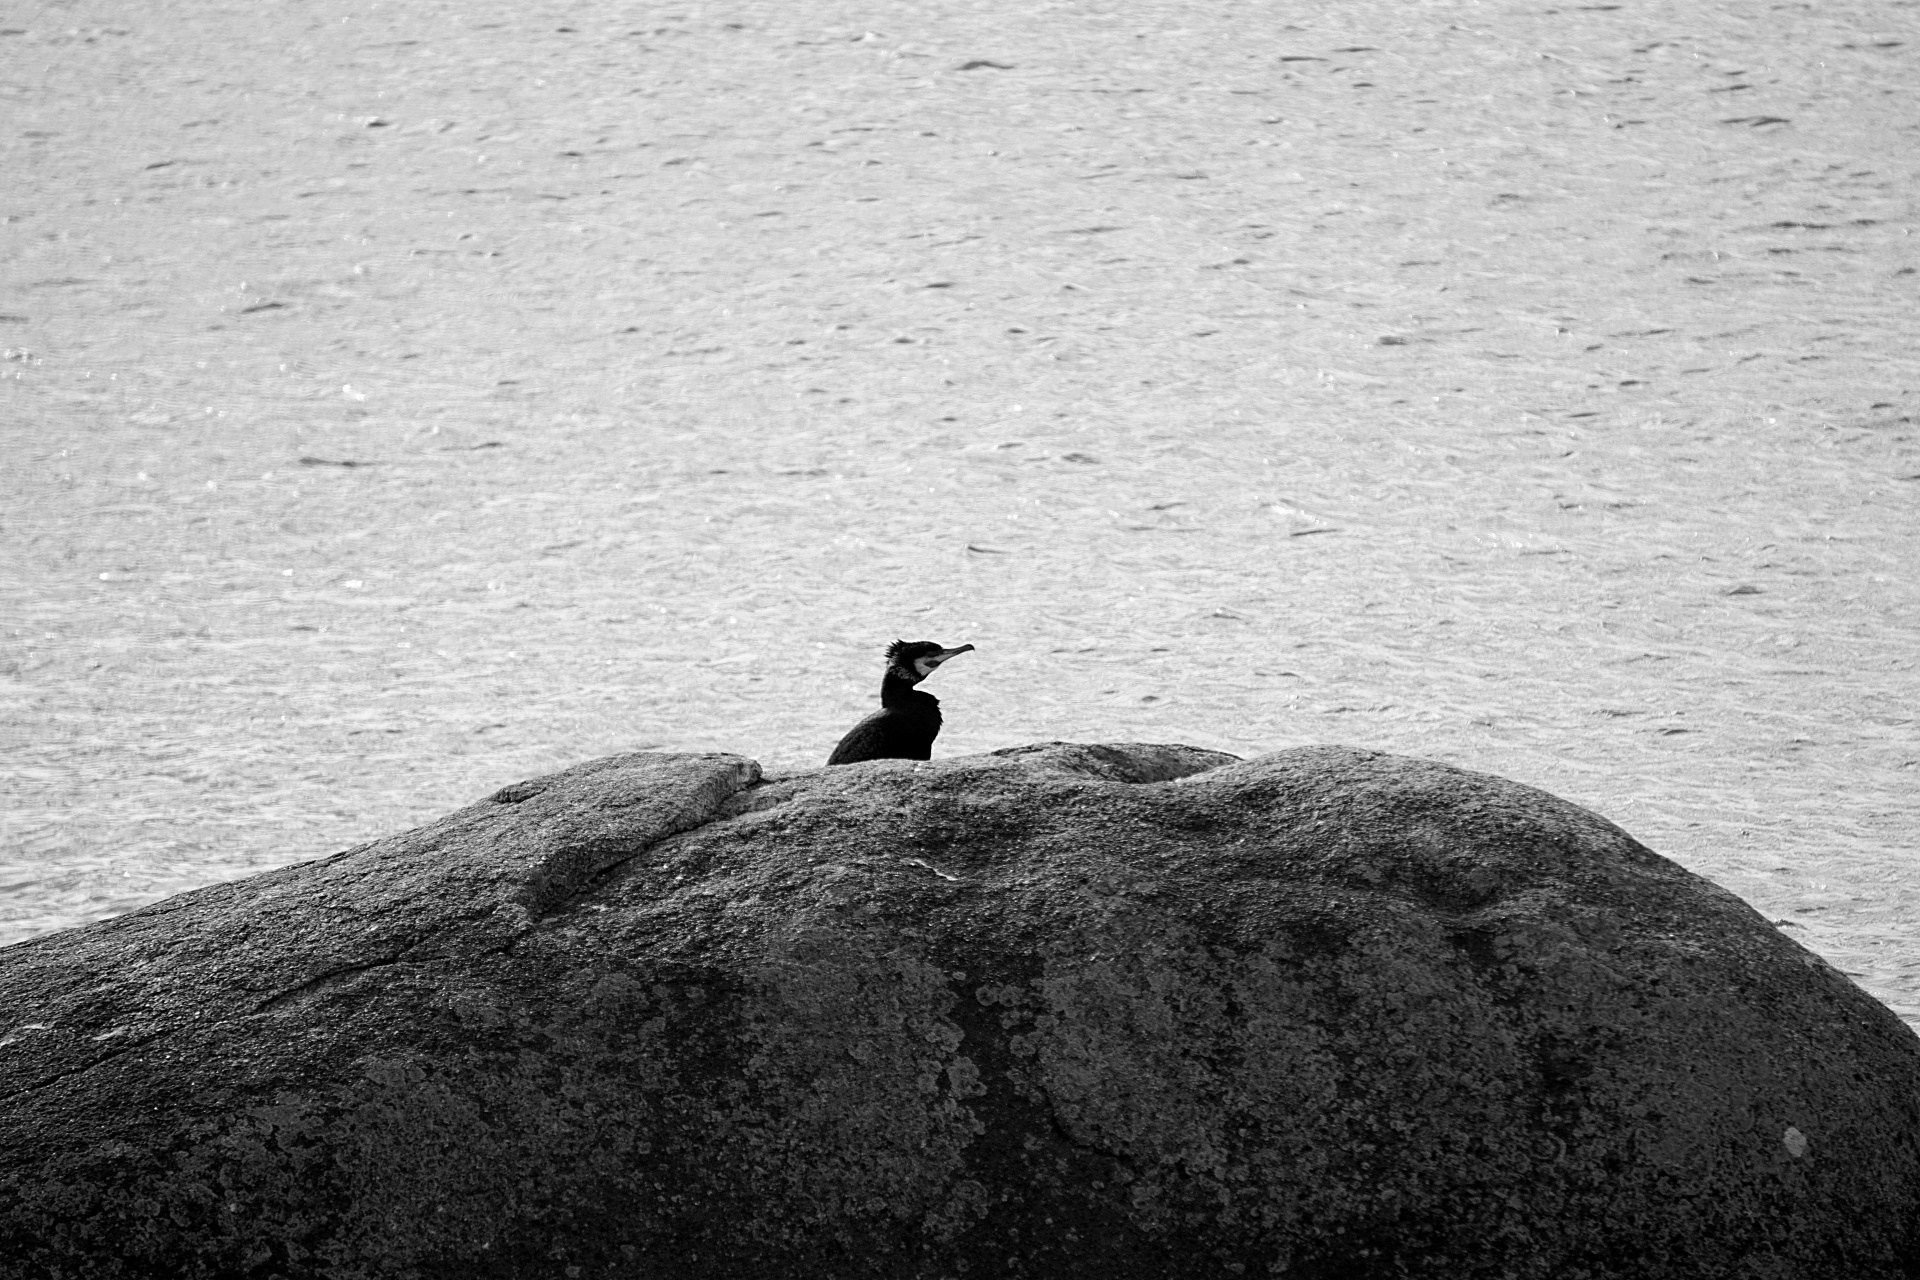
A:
1;744;1915;1279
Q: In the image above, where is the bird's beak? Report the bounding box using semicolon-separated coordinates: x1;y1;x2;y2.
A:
925;644;975;669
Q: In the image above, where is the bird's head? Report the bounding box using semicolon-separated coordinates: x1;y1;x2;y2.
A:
885;639;975;684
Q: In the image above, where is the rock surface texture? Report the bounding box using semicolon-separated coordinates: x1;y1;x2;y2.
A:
2;743;1916;1280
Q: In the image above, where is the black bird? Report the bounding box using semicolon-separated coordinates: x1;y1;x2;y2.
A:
826;639;975;766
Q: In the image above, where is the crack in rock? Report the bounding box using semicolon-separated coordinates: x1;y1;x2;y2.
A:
252;953;411;1015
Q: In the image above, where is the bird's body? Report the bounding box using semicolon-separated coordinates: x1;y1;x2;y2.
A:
826;689;944;766
826;640;974;766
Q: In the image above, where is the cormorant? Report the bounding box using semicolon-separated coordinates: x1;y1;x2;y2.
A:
826;639;975;766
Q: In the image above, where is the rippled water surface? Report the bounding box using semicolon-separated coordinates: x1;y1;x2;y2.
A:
3;0;1916;1028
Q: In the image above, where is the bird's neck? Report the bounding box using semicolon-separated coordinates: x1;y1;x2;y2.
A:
880;667;930;707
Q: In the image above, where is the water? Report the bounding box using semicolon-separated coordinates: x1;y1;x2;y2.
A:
3;0;1916;1029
